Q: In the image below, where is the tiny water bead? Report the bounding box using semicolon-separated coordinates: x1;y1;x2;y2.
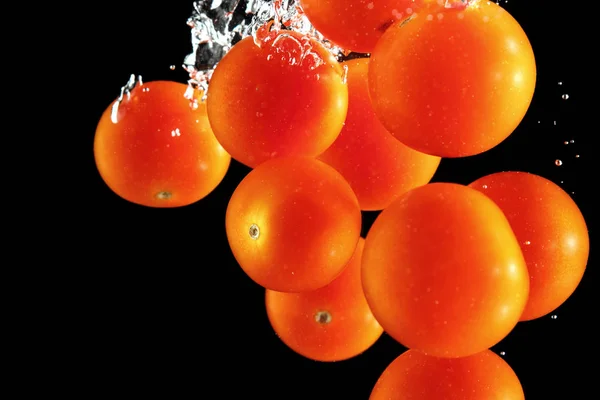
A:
249;224;260;240
551;315;558;320
314;310;332;324
555;159;563;166
562;94;569;100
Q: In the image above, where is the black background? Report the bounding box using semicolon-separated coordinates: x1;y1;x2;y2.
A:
81;0;594;397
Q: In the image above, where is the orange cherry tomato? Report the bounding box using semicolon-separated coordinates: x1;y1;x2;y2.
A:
368;0;536;157
370;349;524;400
226;156;362;292
361;183;529;358
265;238;383;361
94;80;231;207
318;58;440;211
469;172;589;321
206;31;348;168
300;0;423;53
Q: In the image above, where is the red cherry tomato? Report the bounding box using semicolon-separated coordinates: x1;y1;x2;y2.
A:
300;0;423;53
266;238;383;361
94;80;231;207
226;157;362;292
368;0;536;157
361;183;529;358
370;349;524;400
318;58;440;211
207;31;348;168
469;172;589;321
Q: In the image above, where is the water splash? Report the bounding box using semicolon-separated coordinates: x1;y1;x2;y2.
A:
111;74;143;124
183;0;347;100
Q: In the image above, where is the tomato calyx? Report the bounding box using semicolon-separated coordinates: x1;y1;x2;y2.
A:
314;310;332;324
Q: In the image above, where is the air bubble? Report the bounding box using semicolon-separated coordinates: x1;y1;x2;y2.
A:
524;240;531;245
551;315;558;320
500;351;506;356
170;65;176;70
555;159;563;166
562;94;569;100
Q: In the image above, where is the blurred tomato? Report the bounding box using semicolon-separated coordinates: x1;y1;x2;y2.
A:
319;58;440;211
469;171;589;321
370;349;524;400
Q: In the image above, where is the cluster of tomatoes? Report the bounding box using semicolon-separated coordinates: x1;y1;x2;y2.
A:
93;0;589;398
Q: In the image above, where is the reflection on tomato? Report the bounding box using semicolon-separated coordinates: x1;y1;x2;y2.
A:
469;172;589;321
300;0;423;53
370;349;524;400
368;0;536;157
318;58;440;211
362;183;529;358
207;31;348;168
226;157;361;292
94;80;231;207
265;238;383;361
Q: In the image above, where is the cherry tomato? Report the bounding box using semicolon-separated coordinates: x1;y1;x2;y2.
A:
318;58;440;211
207;31;348;168
469;172;589;321
361;183;529;358
226;156;361;292
370;349;524;400
300;0;423;53
94;80;231;207
368;0;536;157
265;238;383;361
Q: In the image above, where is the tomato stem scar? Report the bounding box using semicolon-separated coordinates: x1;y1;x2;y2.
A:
314;310;332;324
249;224;260;240
155;191;172;200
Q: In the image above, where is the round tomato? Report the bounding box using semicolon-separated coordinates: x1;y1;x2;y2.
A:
207;31;348;168
318;58;440;211
265;238;383;361
226;156;361;292
94;80;231;207
300;0;423;53
469;172;589;321
368;0;536;157
370;349;524;400
361;183;529;358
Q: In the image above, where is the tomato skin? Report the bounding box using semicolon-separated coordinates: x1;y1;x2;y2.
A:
226;157;362;292
207;32;348;168
361;183;529;358
300;0;423;53
370;349;524;400
93;81;231;207
318;58;440;211
368;0;536;157
469;172;589;321
265;238;383;361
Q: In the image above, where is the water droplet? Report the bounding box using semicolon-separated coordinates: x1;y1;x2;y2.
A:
570;139;575;144
171;128;181;137
564;140;569;145
170;65;176;70
249;224;260;240
481;184;488;189
562;94;569;100
575;154;580;158
367;2;374;10
315;310;332;324
500;351;506;356
551;314;558;320
553;121;557;126
555;159;563;166
524;240;531;245
558;81;563;85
